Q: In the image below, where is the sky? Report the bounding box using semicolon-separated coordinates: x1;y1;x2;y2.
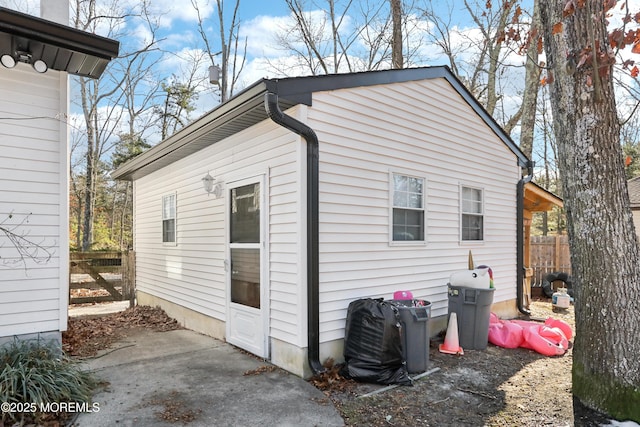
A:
115;0;521;115
3;0;639;167
0;0;534;101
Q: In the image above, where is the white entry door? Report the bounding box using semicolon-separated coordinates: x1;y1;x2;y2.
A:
226;177;268;357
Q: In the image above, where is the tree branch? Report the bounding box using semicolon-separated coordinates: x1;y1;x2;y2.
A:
0;212;55;270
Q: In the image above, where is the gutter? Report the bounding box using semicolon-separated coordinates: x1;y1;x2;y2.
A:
264;92;325;376
516;160;535;316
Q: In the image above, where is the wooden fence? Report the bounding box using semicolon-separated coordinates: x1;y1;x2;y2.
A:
530;235;572;286
69;251;135;306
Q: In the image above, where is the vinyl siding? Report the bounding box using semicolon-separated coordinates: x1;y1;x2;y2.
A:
308;79;520;343
131;76;522;352
0;64;68;338
133;114;305;345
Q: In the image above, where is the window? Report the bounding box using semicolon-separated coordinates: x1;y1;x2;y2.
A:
391;173;425;242
461;186;483;241
162;193;176;243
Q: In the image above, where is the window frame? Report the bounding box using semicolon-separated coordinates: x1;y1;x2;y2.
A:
389;171;427;245
162;192;177;245
460;184;484;243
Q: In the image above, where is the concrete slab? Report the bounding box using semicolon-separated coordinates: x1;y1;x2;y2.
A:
74;329;344;427
69;301;131;317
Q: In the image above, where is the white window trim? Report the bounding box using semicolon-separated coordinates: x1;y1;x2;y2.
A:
389;171;427;246
162;192;177;246
459;184;484;244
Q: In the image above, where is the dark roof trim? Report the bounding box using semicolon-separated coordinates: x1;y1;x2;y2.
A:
0;7;119;78
111;82;275;180
112;66;530;180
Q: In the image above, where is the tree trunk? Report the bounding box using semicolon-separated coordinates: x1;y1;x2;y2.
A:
81;146;95;252
518;0;540;159
80;77;96;252
216;0;229;102
541;1;640;420
390;0;403;69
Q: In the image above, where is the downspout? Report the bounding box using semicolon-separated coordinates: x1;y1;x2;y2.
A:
265;92;325;376
516;160;535;316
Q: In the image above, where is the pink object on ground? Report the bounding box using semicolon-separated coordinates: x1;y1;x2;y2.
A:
393;290;413;300
488;314;572;356
488;316;524;348
545;318;573;340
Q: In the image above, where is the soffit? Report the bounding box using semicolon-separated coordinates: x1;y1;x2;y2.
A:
0;7;119;79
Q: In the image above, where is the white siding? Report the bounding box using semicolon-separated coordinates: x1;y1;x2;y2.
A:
308;79;520;342
132;76;522;353
0;64;68;338
133;114;305;346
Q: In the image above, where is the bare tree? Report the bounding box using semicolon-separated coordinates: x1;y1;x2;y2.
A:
390;0;403;69
108;30;164;249
71;0;159;251
192;0;247;102
419;0;526;125
540;1;640;420
506;0;541;144
270;0;402;75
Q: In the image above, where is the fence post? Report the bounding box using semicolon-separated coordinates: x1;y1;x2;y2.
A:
555;236;561;272
124;251;136;308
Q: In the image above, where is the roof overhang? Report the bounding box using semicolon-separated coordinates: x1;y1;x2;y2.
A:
0;7;119;79
112;81;297;181
524;181;563;212
112;66;531;181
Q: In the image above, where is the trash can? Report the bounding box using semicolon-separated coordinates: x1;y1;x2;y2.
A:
447;285;494;350
389;299;431;373
342;298;412;385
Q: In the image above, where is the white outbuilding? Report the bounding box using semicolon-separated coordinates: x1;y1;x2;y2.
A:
112;67;532;377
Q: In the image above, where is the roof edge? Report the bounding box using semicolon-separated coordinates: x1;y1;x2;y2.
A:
113;66;531;181
0;7;119;59
111;80;270;180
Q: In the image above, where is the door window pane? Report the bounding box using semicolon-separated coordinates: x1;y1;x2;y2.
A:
231;248;260;308
230;183;260;243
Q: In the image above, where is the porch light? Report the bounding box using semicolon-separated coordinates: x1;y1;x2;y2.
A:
202;172;215;193
1;54;16;68
32;59;48;73
0;52;48;73
202;172;223;198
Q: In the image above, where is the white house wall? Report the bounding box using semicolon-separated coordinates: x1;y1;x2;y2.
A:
308;79;520;344
133;114;305;346
0;64;68;340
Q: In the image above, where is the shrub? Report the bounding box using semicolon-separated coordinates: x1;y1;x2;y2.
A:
0;338;96;424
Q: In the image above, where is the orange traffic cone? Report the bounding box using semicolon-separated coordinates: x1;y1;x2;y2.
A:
439;312;464;355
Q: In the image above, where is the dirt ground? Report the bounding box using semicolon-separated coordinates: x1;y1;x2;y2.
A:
62;300;614;427
313;298;615;427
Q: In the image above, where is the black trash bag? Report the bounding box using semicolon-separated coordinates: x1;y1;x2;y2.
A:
340;298;412;386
